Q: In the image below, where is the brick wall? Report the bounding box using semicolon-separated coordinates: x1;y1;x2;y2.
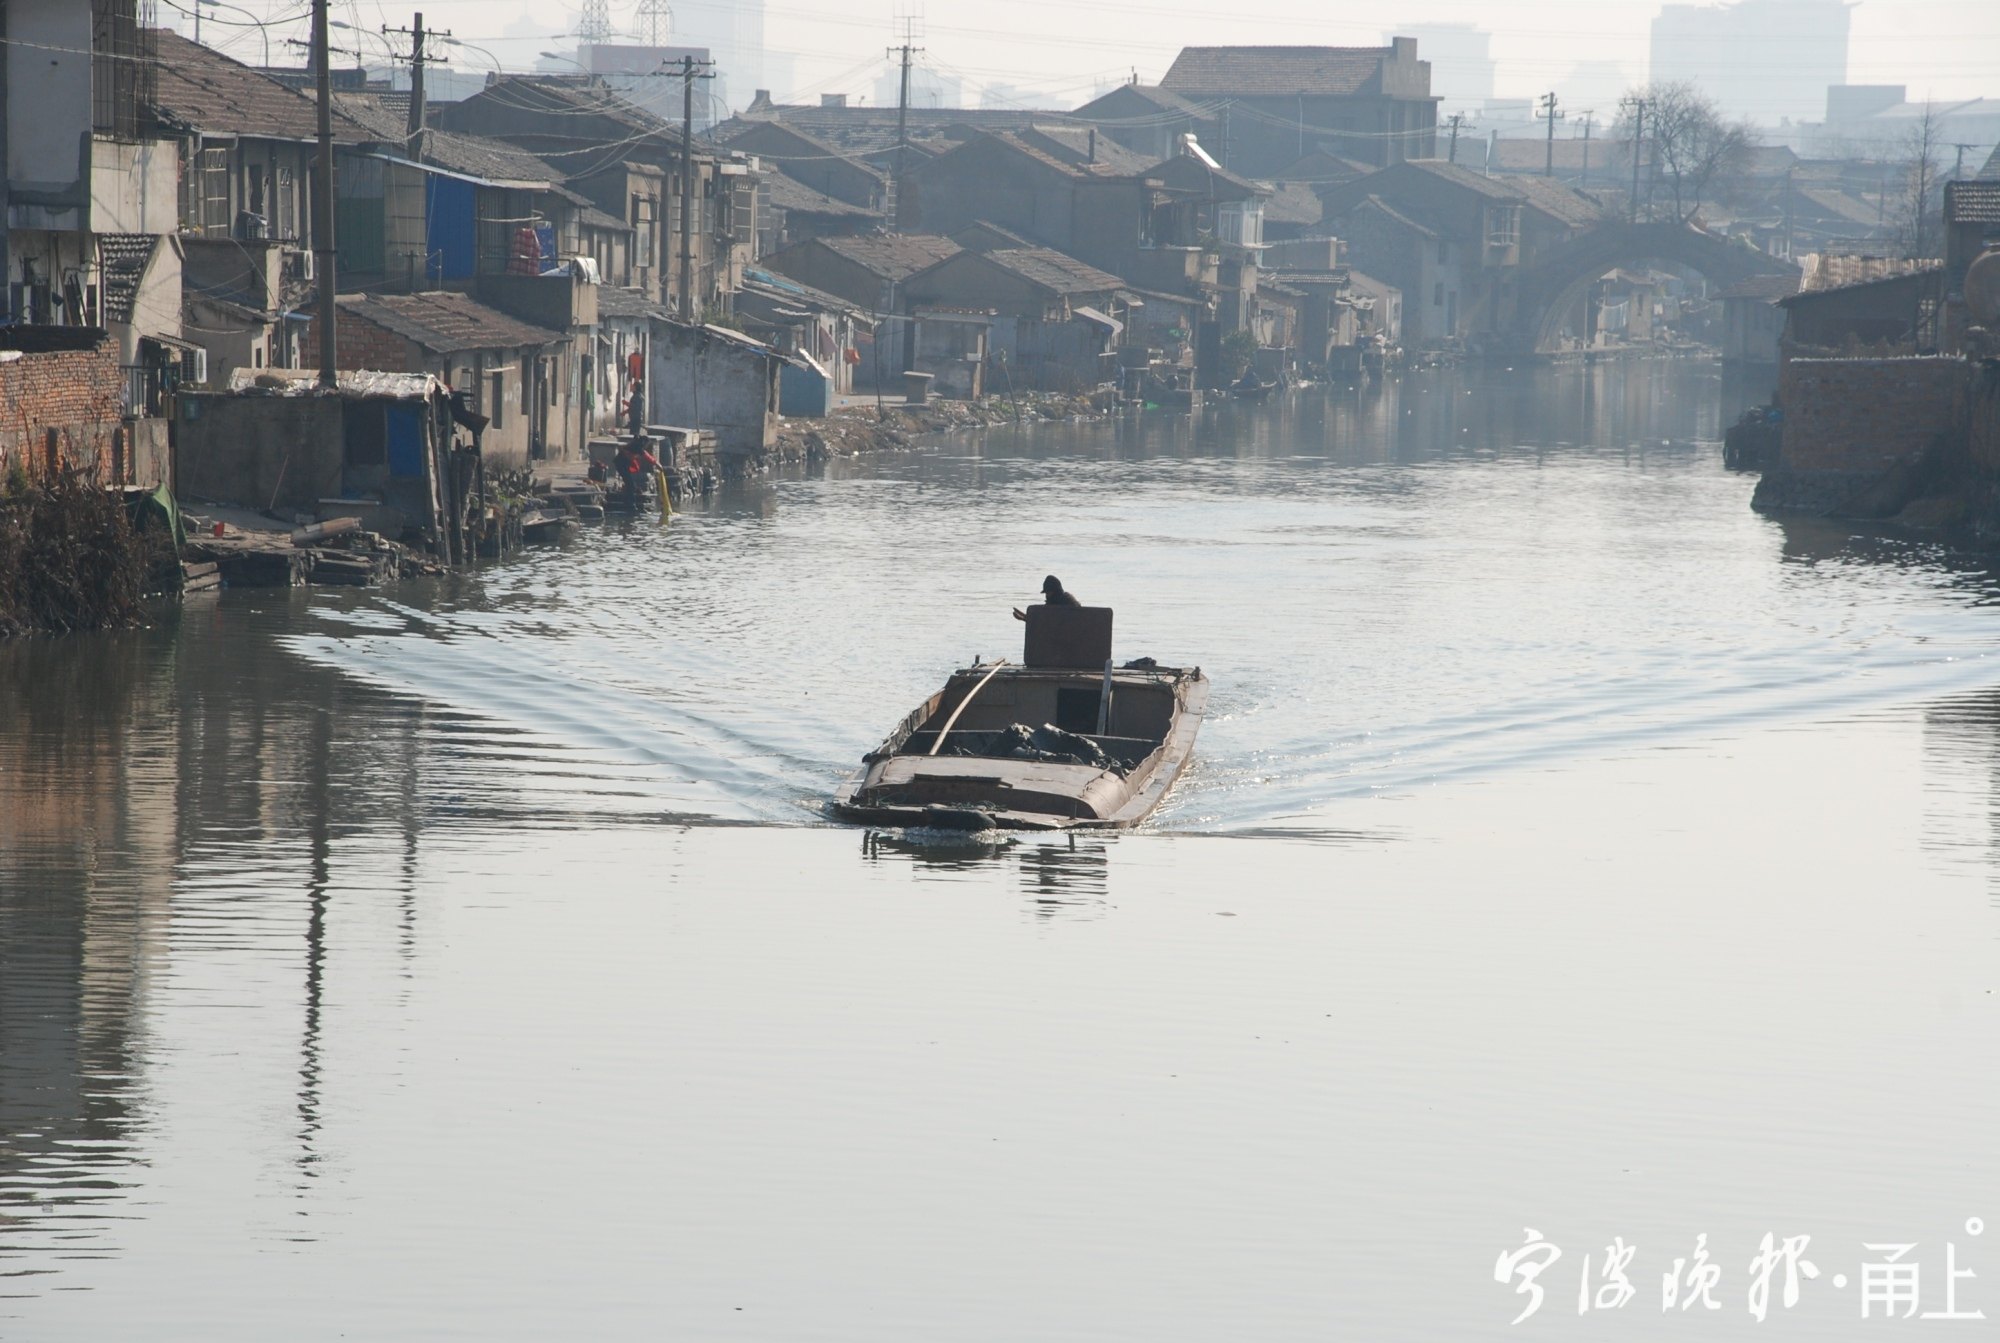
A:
0;338;131;482
298;308;419;373
1779;356;1971;475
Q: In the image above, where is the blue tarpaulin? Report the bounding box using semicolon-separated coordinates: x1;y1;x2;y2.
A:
386;404;426;478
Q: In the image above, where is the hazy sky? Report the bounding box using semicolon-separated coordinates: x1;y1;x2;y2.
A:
165;0;2000;112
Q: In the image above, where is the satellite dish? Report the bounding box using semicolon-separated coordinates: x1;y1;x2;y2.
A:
1967;248;2000;326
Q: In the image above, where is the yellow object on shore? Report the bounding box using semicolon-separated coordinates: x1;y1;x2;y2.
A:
657;469;672;523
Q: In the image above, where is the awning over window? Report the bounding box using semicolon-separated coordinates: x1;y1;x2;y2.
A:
1073;305;1123;337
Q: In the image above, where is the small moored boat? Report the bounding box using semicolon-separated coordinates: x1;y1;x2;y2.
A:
834;605;1208;831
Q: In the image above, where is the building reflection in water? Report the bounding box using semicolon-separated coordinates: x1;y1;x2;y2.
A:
0;601;438;1279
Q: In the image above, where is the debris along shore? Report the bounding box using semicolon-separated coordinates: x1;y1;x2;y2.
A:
769;391;1109;467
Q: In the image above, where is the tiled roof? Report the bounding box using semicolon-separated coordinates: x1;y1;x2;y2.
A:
474;77;670;136
1345;193;1438;239
977;247;1125;295
815;233;962;280
595;287;671;320
150;29;372;144
1714;273;1803;302
1072;84;1211;120
951;221;1036;252
1270;149;1374;183
1161;46;1392;97
1800;253;1938;292
98;235;159;325
1504;173;1610;228
740;268;871;320
1016;124;1156;175
335;91;564;184
763;172;878;220
715;107;1069;158
1263;181;1324;226
1948;180;2000;224
338;292;563;354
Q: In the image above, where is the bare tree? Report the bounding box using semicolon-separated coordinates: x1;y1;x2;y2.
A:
1612;81;1752;223
1889;103;1945;259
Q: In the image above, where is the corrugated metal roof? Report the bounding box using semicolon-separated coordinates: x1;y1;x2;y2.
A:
1161;46;1392;97
226;368;439;398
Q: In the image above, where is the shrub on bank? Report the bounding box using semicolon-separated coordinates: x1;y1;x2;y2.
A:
0;472;170;638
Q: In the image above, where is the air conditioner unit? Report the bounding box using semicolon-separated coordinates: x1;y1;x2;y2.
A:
180;347;209;386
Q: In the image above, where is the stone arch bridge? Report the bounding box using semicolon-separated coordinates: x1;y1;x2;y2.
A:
1500;221;1799;354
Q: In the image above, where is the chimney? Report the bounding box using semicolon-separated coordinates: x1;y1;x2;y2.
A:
821;93;848;109
1088;127;1097;162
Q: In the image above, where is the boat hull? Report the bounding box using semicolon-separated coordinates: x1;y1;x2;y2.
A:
833;664;1208;831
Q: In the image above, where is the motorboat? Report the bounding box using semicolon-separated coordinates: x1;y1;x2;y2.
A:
834;606;1208;831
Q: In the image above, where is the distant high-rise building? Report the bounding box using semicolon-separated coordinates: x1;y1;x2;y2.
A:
669;0;764;114
1387;24;1493;109
873;65;965;111
1650;0;1849;125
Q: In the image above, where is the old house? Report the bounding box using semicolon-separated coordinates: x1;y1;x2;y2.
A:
2;0;188;411
723;95;1067;173
1070;84;1220;165
1318;159;1605;346
734;268;872;399
592;286;668;438
718;120;885;212
1331;196;1460;345
756;175;882;255
1779;266;1943;354
177;371;470;554
759;233;961;389
1155;42;1440;175
1716;273;1801;365
902;246;1131;392
439;77;757;317
901;132;1157;285
566;161;669;302
147;31;369;386
301;291;568;468
646;320;781;457
759;232;961;314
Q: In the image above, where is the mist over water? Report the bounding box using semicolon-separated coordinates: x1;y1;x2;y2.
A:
5;360;1999;1340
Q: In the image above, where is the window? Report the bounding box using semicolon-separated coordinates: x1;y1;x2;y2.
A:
1434;282;1444;307
489;371;506;428
1484;206;1521;249
277;167;296;239
201;148;231;236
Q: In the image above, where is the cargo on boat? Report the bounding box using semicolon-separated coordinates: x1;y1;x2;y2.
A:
834;605;1208;831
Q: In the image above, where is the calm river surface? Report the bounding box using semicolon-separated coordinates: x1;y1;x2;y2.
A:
3;360;1998;1339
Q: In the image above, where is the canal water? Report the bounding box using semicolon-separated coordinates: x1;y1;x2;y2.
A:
3;360;1997;1339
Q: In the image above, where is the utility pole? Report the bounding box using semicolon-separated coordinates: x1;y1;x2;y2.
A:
673;53;714;321
1577;111;1594;185
384;13;450;161
0;0;11;326
1537;91;1563;177
1445;112;1469;166
1622;95;1646;223
312;0;338;387
889;23;922;232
